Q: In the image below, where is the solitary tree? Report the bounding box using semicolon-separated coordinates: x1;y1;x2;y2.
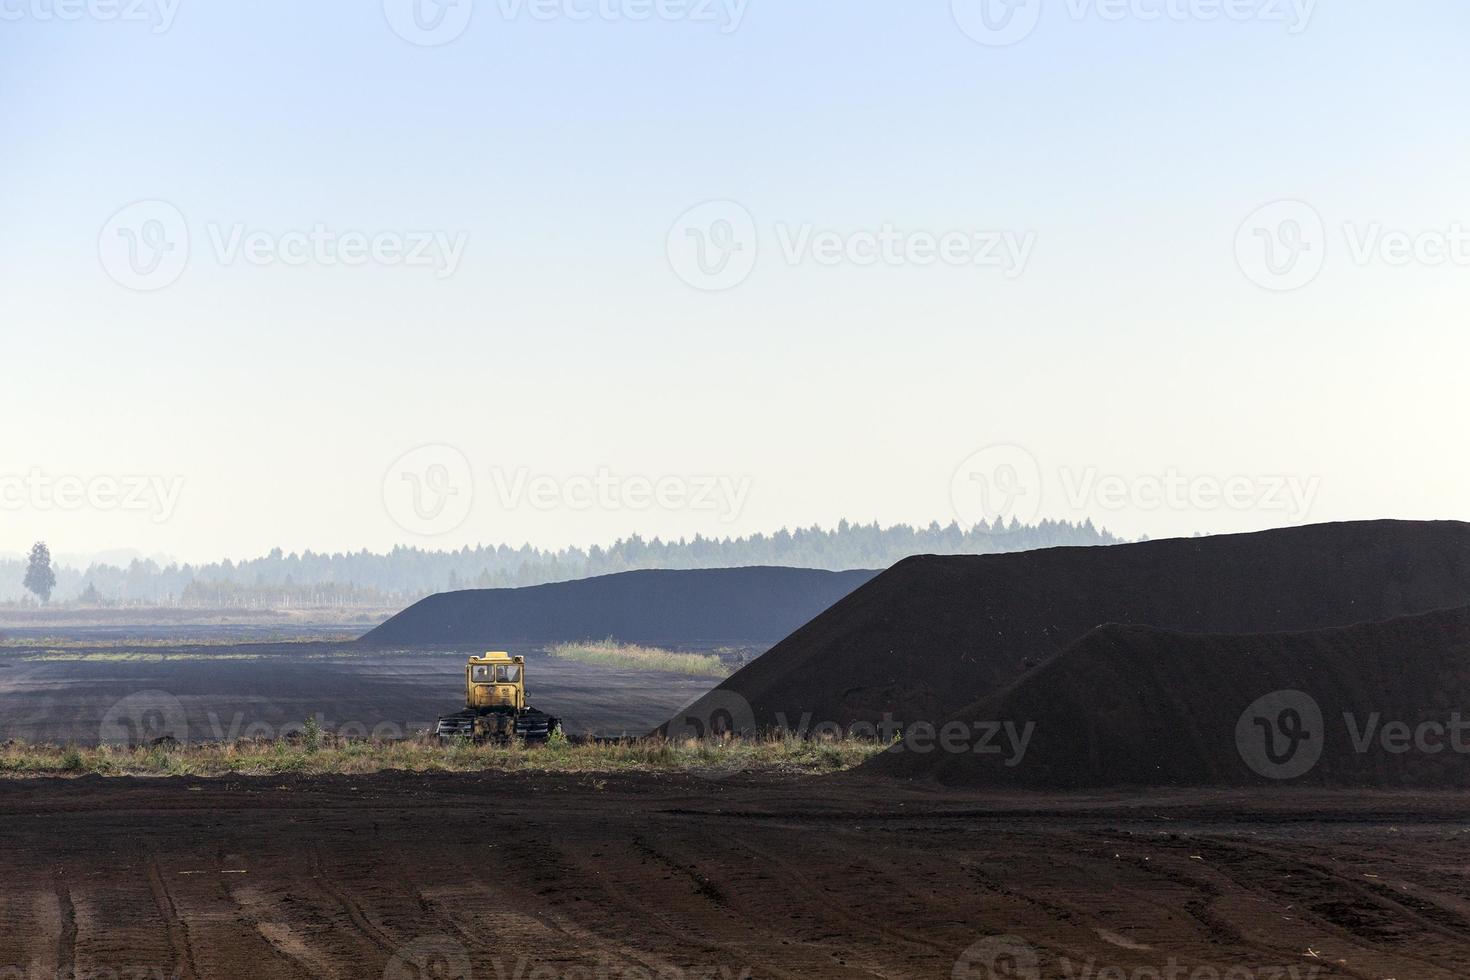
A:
23;541;57;604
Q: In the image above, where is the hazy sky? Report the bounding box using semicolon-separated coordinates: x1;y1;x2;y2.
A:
3;1;1467;564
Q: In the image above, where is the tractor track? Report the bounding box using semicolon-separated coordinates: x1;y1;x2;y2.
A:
5;773;1470;979
52;875;77;977
145;852;201;980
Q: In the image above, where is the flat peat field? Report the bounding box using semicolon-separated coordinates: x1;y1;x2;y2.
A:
2;774;1469;979
0;637;721;744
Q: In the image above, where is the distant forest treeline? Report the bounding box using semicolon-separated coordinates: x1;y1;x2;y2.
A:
0;518;1123;607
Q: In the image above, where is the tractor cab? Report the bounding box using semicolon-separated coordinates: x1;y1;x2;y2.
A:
466;652;526;712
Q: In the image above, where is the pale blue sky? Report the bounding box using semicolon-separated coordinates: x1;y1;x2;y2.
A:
3;1;1467;562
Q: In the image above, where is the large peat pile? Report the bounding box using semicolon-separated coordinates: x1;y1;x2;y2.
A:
868;604;1470;788
361;566;878;646
685;521;1470;733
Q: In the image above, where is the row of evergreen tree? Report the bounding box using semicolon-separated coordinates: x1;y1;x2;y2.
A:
0;518;1123;606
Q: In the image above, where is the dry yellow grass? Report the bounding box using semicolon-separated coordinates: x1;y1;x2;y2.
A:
0;733;886;779
547;638;730;677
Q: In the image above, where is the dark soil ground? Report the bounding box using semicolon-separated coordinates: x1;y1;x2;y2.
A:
0;642;720;744
2;773;1469;979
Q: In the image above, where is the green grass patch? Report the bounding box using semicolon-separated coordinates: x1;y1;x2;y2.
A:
0;732;885;779
547;638;730;677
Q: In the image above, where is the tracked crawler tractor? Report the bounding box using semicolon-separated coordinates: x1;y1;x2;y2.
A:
434;652;561;742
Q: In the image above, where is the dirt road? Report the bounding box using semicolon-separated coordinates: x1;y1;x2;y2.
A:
1;774;1467;979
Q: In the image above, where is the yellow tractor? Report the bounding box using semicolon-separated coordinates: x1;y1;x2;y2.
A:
434;652;561;742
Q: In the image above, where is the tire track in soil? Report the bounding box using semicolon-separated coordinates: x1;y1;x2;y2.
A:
490;822;802;980
361;829;606;975
723;834;940;975
145;854;200;980
506;827;772;978
1125;843;1380;980
307;846;399;955
728;832;955;968
1067;833;1391;978
1237;836;1470;943
621;834;808;977
1061;830;1255;949
414;840;740;975
228;883;339;980
954;832;1286;976
53;874;77;977
1177;837;1468;980
10;776;1470;979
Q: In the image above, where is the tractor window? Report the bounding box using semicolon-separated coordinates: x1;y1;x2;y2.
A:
495;665;522;683
471;666;494;684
